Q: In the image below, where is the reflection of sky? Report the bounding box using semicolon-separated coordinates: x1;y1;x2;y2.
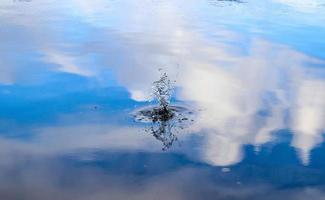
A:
1;0;325;198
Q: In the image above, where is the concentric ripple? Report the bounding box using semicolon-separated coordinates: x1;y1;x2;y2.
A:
132;105;194;124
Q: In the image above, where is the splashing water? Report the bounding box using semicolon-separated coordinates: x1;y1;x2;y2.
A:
132;70;194;150
152;72;172;110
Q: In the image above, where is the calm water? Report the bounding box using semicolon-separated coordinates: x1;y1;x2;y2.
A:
1;0;325;199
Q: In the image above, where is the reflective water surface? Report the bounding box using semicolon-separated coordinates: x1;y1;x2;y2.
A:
1;0;325;199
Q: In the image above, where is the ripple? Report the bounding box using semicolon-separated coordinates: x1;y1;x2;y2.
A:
132;105;194;123
132;105;195;150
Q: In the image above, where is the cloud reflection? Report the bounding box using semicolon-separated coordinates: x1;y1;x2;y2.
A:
76;4;325;165
274;0;325;13
0;0;325;167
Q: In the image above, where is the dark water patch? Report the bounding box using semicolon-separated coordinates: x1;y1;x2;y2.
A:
207;0;245;6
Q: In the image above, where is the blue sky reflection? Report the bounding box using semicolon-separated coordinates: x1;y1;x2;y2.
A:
0;0;325;199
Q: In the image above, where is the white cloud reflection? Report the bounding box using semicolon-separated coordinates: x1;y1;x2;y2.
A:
274;0;325;13
81;1;325;166
0;0;325;167
291;80;325;164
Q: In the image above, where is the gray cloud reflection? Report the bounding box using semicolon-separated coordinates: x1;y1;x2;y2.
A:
2;160;325;200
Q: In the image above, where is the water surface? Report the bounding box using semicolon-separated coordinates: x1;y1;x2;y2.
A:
1;0;325;199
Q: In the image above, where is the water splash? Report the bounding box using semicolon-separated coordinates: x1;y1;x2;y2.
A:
151;72;172;110
133;71;194;150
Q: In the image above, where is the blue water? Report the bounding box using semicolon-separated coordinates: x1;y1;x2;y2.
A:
1;0;325;199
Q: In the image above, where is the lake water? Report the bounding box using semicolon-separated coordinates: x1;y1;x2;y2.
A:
1;0;325;199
